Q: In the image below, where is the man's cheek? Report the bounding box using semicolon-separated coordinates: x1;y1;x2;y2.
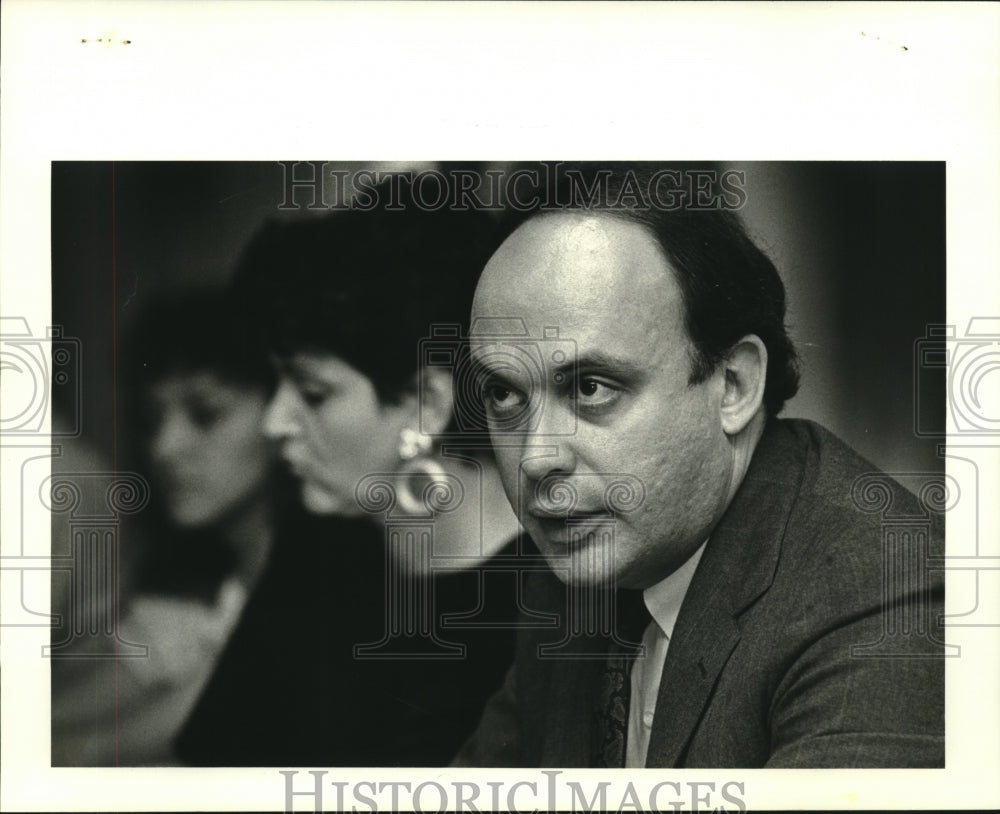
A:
493;455;522;500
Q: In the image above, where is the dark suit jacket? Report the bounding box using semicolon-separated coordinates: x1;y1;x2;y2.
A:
456;419;945;768
176;512;520;766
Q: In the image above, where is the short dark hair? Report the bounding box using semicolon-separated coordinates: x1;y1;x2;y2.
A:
521;165;800;415
234;201;504;404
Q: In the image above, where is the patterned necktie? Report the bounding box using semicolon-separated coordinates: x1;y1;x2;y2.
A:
591;589;652;768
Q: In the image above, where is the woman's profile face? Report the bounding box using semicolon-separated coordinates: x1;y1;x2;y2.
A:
147;372;273;528
263;352;415;515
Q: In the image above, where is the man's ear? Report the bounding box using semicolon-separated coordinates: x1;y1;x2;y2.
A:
414;366;455;437
719;334;767;436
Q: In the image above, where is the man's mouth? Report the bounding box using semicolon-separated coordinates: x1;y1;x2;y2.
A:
560;513;615;524
526;509;618;540
526;503;613;521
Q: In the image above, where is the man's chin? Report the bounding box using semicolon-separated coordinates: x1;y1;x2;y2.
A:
533;534;627;589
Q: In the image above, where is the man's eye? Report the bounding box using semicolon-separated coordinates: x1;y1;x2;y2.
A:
480;381;527;416
572;377;621;408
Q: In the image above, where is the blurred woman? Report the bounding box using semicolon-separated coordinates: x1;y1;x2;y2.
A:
51;289;279;765
177;201;532;767
129;289;279;599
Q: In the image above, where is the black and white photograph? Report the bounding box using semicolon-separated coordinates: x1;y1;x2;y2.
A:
1;3;998;813
47;160;948;773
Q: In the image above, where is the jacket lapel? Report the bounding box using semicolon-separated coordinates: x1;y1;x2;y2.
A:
644;419;807;767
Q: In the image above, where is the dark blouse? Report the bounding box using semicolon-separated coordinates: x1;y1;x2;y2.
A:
176;508;530;766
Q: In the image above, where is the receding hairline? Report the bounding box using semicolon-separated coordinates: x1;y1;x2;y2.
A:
474;209;677;308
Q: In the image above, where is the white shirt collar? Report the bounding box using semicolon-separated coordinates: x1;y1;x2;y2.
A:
642;540;708;639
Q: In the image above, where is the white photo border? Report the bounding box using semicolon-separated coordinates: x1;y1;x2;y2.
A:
2;1;998;811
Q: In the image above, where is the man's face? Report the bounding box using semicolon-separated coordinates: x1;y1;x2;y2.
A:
471;213;736;590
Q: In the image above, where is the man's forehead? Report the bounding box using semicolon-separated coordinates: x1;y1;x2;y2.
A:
476;212;663;289
471;212;680;345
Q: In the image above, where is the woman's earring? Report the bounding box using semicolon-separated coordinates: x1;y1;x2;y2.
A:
398;427;431;461
396;428;446;515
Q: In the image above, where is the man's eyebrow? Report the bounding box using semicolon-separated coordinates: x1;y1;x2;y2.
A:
469;348;646;379
465;353;510;380
561;352;646;379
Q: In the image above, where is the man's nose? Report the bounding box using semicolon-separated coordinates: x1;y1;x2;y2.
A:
517;401;577;481
263;380;301;440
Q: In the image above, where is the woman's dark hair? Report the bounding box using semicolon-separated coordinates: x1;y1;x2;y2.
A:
234;201;504;405
514;163;800;415
126;285;274;394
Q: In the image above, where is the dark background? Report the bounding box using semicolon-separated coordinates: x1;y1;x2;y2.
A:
51;161;946;477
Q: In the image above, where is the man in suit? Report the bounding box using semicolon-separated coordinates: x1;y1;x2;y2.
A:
457;171;945;768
